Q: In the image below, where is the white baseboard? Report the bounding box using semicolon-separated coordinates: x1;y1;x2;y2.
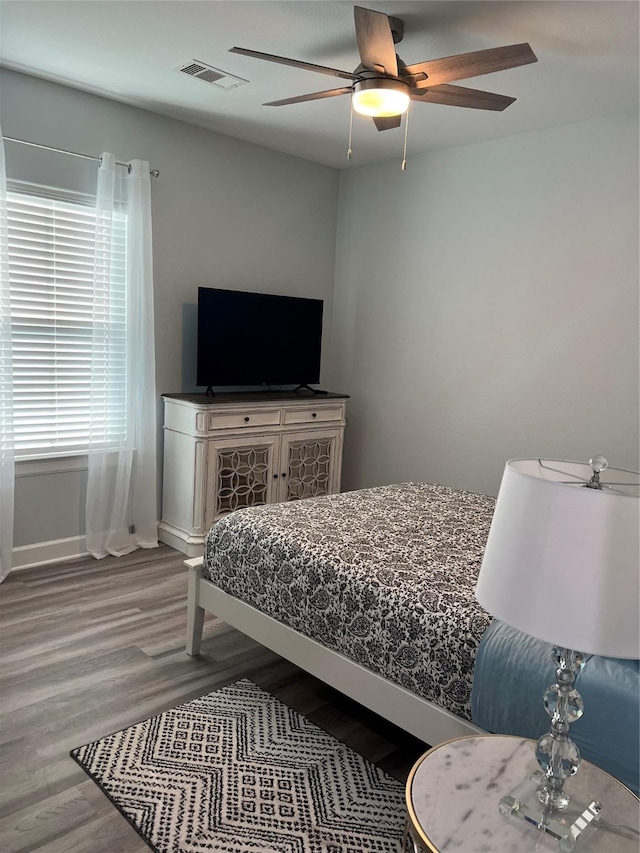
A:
12;535;89;570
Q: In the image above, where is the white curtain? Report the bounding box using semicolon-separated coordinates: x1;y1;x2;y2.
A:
85;153;158;558
0;126;13;581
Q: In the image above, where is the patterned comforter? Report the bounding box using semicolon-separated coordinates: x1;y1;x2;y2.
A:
203;482;496;720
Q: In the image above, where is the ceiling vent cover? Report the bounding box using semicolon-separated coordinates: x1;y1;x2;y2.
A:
176;59;248;90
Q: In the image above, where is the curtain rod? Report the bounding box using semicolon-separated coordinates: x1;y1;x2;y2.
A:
3;136;159;177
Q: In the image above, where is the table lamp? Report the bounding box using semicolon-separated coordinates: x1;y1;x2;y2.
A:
475;456;639;849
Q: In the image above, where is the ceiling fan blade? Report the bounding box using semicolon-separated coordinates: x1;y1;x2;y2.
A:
230;47;359;81
405;43;537;88
411;84;516;111
263;87;352;107
354;6;398;76
373;115;402;131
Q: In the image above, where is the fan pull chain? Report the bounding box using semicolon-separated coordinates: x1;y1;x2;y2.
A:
401;105;411;171
347;97;354;160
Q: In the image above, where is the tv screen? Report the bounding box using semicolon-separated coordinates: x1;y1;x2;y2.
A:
197;287;323;389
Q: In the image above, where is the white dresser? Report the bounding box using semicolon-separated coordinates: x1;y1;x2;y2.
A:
159;392;348;556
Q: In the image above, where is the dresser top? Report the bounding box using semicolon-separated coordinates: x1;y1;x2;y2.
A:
163;391;349;405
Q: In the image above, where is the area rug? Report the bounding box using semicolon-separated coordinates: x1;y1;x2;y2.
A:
71;679;406;852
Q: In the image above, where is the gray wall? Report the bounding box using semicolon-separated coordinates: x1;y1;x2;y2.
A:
1;69;339;547
330;114;639;497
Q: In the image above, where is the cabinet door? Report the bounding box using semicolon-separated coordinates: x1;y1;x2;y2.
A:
278;428;342;502
205;435;280;525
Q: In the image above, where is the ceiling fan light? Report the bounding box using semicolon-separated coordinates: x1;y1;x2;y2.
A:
352;78;410;117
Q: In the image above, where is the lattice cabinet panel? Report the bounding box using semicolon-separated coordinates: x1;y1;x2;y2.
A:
205;436;279;527
216;446;271;516
280;434;338;501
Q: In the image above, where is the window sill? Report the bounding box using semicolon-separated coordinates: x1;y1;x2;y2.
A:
15;455;89;478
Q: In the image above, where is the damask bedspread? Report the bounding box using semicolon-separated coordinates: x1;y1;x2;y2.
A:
203;482;496;720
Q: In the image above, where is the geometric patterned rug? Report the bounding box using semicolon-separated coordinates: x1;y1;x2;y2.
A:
71;679;406;852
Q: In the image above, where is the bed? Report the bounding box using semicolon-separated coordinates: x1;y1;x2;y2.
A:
185;482;639;792
186;482;495;745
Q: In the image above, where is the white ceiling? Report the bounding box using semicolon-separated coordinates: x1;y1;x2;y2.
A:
0;1;638;169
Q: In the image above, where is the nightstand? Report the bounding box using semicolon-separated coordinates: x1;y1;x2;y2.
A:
403;735;639;852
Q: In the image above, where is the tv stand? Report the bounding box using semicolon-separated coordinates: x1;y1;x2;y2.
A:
205;386;215;397
159;392;349;556
293;384;328;395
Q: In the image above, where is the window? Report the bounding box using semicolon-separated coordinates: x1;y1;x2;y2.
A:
7;184;128;459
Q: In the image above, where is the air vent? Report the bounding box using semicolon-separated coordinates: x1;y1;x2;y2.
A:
175;59;248;90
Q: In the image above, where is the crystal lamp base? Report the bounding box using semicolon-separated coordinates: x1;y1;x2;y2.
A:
500;770;602;852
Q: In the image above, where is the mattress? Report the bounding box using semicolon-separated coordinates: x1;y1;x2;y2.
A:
203;482;495;719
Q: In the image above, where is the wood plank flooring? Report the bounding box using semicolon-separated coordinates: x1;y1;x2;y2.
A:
0;545;426;853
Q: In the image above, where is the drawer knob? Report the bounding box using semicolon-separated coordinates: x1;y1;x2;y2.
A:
244;416;250;422
273;473;278;479
312;412;317;418
281;472;287;478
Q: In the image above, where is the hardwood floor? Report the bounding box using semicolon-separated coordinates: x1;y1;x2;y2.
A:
0;545;426;852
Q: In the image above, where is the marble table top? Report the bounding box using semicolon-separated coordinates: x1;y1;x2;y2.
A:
406;735;639;853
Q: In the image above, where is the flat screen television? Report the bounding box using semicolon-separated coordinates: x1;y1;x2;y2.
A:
197;287;324;390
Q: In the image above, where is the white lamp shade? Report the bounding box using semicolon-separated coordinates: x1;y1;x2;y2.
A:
475;459;640;658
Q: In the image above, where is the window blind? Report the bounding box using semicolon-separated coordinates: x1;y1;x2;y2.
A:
7;189;128;458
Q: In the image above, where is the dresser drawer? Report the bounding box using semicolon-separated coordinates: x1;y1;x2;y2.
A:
208;409;281;431
283;405;343;426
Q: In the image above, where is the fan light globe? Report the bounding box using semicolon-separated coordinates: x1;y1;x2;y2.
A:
352;78;410;117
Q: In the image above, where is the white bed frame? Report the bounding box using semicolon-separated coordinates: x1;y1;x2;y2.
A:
185;557;483;746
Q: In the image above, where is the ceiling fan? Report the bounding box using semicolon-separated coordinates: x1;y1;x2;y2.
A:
230;5;537;131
